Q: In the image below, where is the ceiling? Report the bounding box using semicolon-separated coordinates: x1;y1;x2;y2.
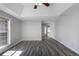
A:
0;3;74;20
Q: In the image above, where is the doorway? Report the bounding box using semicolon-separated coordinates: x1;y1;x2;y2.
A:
42;21;50;40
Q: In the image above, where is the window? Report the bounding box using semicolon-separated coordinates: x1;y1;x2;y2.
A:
0;17;10;49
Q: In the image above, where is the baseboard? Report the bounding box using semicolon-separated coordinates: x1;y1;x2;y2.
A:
55;39;79;54
22;39;42;41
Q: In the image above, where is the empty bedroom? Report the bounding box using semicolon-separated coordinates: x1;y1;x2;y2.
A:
0;3;79;56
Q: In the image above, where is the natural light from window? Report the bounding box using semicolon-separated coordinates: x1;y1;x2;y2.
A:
2;50;23;56
0;18;11;49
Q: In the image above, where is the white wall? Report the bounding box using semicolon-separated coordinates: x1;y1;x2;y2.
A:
0;10;22;54
22;20;41;41
55;4;79;54
11;18;22;44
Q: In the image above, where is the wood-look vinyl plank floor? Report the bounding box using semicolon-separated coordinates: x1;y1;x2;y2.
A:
1;39;79;56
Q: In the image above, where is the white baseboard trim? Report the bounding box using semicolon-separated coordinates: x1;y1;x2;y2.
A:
55;40;79;54
22;39;42;41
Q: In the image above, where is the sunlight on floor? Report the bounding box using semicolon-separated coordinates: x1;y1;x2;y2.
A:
2;50;23;56
3;51;15;56
12;51;23;56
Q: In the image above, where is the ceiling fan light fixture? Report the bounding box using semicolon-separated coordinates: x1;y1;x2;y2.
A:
34;3;50;9
35;3;42;6
35;3;38;5
39;3;42;6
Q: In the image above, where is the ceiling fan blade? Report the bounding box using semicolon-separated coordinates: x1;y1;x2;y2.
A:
43;3;50;7
34;5;37;9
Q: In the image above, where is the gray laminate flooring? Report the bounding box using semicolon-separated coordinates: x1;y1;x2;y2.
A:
1;38;79;56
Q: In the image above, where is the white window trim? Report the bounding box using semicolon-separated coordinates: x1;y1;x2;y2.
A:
7;19;11;45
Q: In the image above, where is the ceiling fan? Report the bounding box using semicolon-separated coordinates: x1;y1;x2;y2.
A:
34;3;50;9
